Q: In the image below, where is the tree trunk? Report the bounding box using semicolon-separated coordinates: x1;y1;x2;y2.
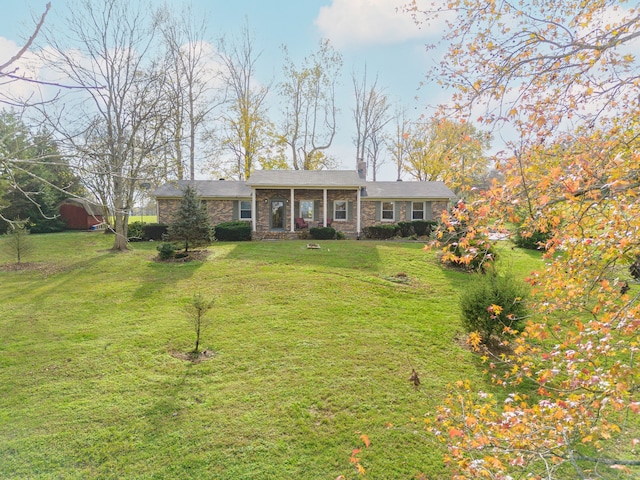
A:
112;211;129;251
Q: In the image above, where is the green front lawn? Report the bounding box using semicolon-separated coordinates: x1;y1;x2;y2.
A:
0;232;540;479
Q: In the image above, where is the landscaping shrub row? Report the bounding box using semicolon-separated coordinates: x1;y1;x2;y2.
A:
362;220;438;240
133;219;437;243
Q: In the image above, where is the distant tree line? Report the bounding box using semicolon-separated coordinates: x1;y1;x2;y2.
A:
1;0;492;250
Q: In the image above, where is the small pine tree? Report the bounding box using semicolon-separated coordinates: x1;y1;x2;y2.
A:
5;219;33;264
167;185;214;252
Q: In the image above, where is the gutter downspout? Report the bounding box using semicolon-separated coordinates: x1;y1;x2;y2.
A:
356;187;361;238
290;188;295;232
251;189;256;233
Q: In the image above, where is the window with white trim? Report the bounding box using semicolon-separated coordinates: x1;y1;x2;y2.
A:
334;200;347;220
382;201;394;221
412;202;424;220
300;200;314;221
240;200;252;220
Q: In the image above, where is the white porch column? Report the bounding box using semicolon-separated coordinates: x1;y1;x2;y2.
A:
323;189;328;226
251;189;256;232
356;187;361;237
290;188;295;232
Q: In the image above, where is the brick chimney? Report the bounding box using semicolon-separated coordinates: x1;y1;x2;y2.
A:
357;159;367;180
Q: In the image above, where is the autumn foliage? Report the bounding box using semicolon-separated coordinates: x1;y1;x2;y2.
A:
408;0;640;477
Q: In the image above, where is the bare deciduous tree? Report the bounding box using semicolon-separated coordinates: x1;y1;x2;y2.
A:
279;39;342;170
352;66;391;180
216;22;275;180
158;4;218;181
386;108;412;181
37;0;168;251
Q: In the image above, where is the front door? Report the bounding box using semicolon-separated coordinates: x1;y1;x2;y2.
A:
270;200;285;230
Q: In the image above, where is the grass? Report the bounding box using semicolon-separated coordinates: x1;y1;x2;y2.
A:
0;232;542;479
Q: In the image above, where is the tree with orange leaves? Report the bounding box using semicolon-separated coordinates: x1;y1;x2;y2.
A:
408;0;640;477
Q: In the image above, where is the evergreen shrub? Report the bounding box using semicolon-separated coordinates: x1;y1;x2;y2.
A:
460;271;529;344
142;223;168;241
363;224;398;240
309;227;336;240
215;221;251;241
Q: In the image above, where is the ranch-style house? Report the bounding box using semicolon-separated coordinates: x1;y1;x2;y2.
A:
154;168;456;240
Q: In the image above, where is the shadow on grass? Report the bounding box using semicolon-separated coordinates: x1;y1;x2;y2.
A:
9;251;116;306
220;240;383;272
131;255;206;300
144;365;191;430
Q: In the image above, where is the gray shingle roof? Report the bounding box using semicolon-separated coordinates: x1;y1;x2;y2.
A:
246;170;365;188
153;175;456;201
362;181;456;200
153;180;251;198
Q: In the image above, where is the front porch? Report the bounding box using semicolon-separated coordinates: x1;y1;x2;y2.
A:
250;187;361;238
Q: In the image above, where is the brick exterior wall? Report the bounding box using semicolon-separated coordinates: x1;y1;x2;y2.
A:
254;189;361;236
432;201;448;221
157;194;451;240
157;198;240;225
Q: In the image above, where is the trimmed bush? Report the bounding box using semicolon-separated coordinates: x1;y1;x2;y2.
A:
460;271;529;344
309;226;336;240
157;242;176;260
412;220;437;237
142;223;168;241
397;222;415;238
363;224;398;240
215;221;252;241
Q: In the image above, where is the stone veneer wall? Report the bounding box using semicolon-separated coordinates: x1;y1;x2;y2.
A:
432;201;448;220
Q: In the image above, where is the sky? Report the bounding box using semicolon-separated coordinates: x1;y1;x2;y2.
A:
0;0;452;180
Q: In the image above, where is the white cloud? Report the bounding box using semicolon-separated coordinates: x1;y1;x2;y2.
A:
0;36;45;103
315;0;443;48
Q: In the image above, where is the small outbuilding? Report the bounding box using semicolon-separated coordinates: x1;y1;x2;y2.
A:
58;198;106;230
